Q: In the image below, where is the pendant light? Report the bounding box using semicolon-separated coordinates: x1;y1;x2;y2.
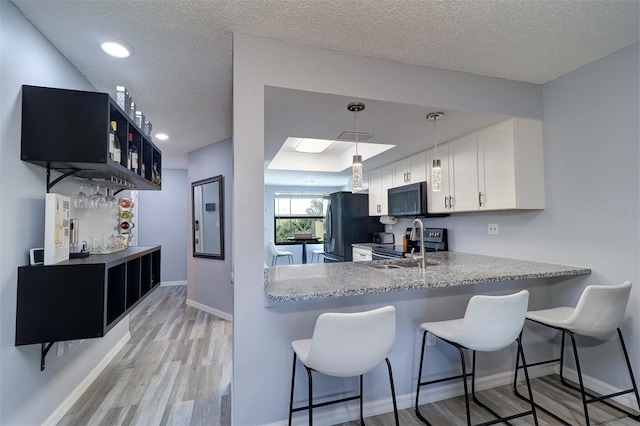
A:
426;112;444;192
348;102;365;191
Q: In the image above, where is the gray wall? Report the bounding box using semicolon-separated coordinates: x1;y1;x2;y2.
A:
0;3;130;424
138;168;189;283
187;139;233;316
232;34;549;425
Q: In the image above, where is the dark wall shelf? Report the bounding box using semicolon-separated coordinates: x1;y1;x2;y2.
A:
20;85;161;191
16;246;161;351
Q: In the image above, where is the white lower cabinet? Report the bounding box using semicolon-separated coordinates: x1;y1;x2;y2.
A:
427;118;544;213
352;246;372;262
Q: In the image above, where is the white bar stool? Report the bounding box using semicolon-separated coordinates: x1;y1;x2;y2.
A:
415;290;537;426
269;240;294;266
288;306;399;426
513;280;640;425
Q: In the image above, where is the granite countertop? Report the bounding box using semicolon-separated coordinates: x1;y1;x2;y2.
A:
264;252;591;302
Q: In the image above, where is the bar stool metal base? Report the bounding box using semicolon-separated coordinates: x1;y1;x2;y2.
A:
415;331;538;426
514;323;640;425
288;353;399;426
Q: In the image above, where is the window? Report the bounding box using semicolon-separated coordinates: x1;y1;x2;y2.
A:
274;193;328;244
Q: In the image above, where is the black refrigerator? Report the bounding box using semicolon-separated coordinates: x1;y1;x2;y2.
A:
323;192;384;262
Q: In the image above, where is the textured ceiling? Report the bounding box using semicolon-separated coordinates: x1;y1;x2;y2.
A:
12;0;640;172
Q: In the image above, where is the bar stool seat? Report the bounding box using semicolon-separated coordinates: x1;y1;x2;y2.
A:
415;290;538;426
514;280;640;425
288;306;399;425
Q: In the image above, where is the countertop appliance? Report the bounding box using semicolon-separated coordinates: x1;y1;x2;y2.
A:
371;227;448;260
324;192;384;263
387;181;449;218
373;232;395;244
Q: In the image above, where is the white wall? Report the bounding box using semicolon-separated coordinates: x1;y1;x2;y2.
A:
0;3;130;424
232;33;548;425
138;168;189;283
187;139;233;316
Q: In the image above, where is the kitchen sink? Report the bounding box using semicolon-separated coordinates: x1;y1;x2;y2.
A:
397;262;421;268
369;264;401;269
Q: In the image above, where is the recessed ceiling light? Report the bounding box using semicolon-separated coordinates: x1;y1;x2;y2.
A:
155;133;169;141
305;181;314;185
100;41;131;58
293;138;334;153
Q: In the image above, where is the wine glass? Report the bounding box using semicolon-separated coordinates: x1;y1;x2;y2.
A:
73;181;88;209
89;184;106;209
105;187;119;210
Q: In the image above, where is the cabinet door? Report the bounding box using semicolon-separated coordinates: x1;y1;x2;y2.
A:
407;152;426;183
426;148;450;213
392;160;409;186
352;247;372;262
379;165;393;215
449;133;479;211
477;120;516;210
368;169;383;215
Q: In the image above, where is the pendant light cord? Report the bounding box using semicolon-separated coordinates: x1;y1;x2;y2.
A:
433;117;437;156
354;109;359;156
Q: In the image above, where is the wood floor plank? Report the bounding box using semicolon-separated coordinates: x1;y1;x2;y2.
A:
57;286;232;426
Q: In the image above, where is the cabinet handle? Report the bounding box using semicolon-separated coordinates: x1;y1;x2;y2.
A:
407;171;410;182
449;196;454;209
479;192;483;207
444;196;448;209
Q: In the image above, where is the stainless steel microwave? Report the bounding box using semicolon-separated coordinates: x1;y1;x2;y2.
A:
387;182;428;216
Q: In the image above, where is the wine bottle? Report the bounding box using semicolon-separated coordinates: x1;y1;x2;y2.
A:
128;133;139;174
109;122;115;161
110;121;121;163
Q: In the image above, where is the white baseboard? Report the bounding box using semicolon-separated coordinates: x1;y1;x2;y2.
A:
267;362;555;426
557;365;640;412
161;280;187;286
186;298;233;322
43;331;131;426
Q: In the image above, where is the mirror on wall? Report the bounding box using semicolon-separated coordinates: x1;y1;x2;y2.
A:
192;175;224;259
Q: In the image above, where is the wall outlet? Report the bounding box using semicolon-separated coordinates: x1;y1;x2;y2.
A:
57;341;64;357
426;332;436;346
488;224;499;235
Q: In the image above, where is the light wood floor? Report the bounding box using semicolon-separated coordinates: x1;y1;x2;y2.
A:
58;286;638;425
337;373;640;425
58;285;232;426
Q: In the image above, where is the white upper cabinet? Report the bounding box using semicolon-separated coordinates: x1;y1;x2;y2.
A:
392;152;426;187
368;165;393;215
477;118;545;210
426;117;544;214
427;133;478;213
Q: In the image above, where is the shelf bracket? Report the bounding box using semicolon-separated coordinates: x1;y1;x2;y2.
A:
46;167;81;193
41;342;55;371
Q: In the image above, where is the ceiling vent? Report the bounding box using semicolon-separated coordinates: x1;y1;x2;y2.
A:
336;130;375;142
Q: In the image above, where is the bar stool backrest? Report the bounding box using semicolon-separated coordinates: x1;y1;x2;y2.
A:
565;281;631;337
304;306;396;377
457;290;529;352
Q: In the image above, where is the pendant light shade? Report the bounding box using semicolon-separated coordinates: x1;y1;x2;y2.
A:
348;102;365;191
352;154;363;190
427;112;444;192
431;159;442;192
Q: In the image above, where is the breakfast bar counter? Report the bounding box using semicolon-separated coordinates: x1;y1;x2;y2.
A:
264;252;591;302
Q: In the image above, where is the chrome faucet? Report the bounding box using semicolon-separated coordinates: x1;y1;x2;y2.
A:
410;218;426;269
